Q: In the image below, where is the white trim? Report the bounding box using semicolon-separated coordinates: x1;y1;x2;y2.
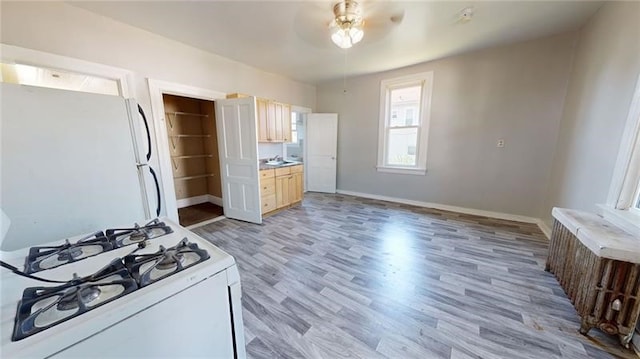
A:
597;204;640;237
536;220;552;240
208;195;223;207
377;71;433;174
336;189;547;232
291;106;313;193
376;166;427;176
185;215;227;230
607;73;640;209
176;195;222;209
147;78;227;223
0;44;134;97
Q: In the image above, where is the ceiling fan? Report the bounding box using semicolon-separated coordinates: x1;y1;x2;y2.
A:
294;0;405;50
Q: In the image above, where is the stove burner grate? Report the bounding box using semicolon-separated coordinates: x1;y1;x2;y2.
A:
106;219;173;248
24;232;113;274
124;238;209;287
12;260;138;341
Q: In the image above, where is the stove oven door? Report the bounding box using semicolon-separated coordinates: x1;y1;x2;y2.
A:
49;271;236;358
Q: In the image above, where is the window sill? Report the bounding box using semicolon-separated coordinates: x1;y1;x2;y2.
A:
597;204;640;237
376;166;427;176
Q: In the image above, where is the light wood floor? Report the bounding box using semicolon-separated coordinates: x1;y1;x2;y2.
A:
194;193;637;359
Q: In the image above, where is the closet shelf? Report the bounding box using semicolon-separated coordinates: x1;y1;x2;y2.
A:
166;111;209;118
168;134;212;138
174;173;215;181
171;154;214;159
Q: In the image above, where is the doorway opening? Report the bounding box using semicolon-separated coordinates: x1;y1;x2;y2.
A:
162;94;223;227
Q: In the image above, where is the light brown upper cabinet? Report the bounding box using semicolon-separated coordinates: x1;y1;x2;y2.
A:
256;98;292;143
226;94;292;143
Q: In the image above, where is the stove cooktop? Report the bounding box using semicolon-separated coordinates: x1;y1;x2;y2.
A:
1;217;238;358
13;260;137;341
13;236;210;341
23;219;173;274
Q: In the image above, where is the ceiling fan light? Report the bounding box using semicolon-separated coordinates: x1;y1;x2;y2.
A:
349;26;364;44
329;0;365;49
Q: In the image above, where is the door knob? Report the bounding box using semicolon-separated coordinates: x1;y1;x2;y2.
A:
331;157;336;160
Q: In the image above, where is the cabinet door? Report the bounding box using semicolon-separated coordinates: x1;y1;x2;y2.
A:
274;102;284;142
282;104;292;143
256;98;269;142
291;172;303;203
275;175;290;208
266;100;277;142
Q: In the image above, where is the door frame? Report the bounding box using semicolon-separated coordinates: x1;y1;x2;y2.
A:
289;105;312;191
147;79;226;222
306;113;338;193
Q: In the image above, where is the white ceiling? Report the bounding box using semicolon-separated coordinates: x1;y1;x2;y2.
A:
71;1;603;85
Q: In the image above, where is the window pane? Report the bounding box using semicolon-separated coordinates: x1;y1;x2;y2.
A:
636;178;640;208
389;85;421;127
1;63;120;96
386;127;418;166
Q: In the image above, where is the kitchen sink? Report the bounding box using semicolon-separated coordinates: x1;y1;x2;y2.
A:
265;160;301;167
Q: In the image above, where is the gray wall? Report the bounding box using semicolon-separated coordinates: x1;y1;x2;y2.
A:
543;1;640;225
317;33;576;218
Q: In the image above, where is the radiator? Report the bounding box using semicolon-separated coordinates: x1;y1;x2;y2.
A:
546;214;640;348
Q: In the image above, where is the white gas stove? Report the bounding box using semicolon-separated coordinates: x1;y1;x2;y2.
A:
0;218;246;358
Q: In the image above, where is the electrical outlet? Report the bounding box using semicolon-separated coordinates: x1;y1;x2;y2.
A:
497;139;505;148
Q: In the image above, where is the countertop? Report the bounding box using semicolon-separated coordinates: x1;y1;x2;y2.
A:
259;161;303;171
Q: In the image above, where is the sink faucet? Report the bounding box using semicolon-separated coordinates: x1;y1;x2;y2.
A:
269;155;282;162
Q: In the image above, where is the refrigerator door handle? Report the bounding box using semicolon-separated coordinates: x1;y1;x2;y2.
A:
137;104;152;162
149;166;161;217
136;164;161;217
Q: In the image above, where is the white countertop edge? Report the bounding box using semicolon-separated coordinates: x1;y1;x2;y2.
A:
552;207;640;264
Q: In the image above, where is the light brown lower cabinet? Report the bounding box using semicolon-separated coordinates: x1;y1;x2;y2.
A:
260;165;303;215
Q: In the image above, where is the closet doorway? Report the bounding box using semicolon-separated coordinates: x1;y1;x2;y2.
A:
149;79;225;228
162;94;223;227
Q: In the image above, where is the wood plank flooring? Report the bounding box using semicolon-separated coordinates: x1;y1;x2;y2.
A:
193;193;637;359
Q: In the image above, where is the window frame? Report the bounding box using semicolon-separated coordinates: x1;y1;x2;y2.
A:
377;71;434;175
1;44;133;97
602;73;640;235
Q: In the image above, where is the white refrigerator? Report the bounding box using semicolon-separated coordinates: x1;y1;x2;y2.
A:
0;83;161;251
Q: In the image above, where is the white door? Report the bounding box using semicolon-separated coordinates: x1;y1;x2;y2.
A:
306;113;338;193
215;97;262;224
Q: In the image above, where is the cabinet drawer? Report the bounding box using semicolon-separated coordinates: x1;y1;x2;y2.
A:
260;169;275;179
290;165;303;174
261;194;276;213
260;177;275;196
275;167;291;177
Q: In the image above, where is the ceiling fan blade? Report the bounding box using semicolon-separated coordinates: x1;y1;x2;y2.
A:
361;2;405;44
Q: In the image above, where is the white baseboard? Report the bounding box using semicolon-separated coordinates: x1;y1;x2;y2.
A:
176;195;223;209
208;195;223;207
176;195;209;209
336;189;549;237
536;220;552;239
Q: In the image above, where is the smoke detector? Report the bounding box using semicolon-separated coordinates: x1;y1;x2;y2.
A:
458;7;474;23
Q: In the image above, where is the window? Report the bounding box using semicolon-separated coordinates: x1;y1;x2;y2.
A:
1;63;121;96
291;112;298;144
603;74;640;234
377;71;433;175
